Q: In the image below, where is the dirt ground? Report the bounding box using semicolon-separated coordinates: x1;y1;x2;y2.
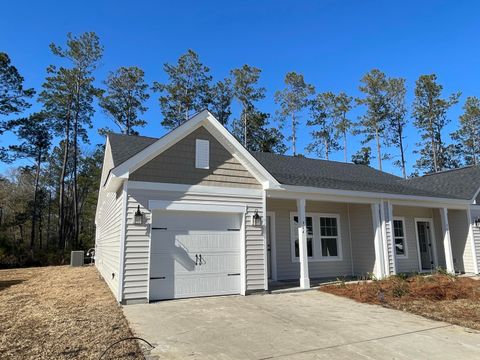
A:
320;274;480;331
0;265;142;359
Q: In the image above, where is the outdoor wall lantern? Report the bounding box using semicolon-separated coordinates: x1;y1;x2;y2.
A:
475;217;480;228
252;210;262;227
134;205;144;225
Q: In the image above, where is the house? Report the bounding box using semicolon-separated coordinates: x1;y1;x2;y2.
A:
95;110;480;304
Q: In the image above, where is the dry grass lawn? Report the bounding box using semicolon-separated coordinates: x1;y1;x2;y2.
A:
320;274;480;330
0;265;141;359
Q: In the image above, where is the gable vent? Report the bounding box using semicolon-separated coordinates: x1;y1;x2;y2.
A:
195;139;210;169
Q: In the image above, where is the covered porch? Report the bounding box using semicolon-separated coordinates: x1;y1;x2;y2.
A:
264;190;479;290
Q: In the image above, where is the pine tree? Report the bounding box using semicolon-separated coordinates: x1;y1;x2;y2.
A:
7;112;52;248
99;66;150;135
232;109;286;153
452;96;480;165
386;77;408;178
333;92;353;163
39;32;103;249
412;74;460;173
351;147;373;166
356;69;390;171
208;78;233;125
275;72;314;155
307;92;340;160
231;65;266;148
153;50;212;129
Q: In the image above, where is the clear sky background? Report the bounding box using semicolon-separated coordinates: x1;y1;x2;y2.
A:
1;0;480;176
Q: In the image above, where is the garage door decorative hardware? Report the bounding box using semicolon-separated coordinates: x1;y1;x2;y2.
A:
228;273;240;276
227;228;240;231
150;276;166;280
195;254;204;265
152;227;167;230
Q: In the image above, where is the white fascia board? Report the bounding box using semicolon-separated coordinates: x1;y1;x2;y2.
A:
471;186;480;204
148;200;246;214
202;117;279;187
267;184;472;206
110;110;279;188
128;181;263;198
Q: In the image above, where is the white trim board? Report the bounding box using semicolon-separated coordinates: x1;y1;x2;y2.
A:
128;181;263;198
148;200;247;214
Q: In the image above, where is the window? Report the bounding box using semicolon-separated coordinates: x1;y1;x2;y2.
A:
393;218;407;257
290;213;342;262
293;216;313;257
195;139;209;169
320;217;339;258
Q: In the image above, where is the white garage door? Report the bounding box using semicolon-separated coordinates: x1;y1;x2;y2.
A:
149;210;242;300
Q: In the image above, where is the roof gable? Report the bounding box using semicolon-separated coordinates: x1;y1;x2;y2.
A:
108;110;279;187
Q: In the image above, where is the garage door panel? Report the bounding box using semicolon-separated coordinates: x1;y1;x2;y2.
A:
149;210;242;301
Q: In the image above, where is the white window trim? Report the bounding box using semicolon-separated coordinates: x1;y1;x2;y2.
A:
195;139;210;169
393;216;408;259
290;212;343;263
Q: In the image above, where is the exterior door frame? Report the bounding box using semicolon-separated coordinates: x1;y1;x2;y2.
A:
266;211;277;281
414;217;438;272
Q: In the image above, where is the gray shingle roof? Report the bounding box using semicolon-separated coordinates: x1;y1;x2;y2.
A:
106;132;480;201
251;152;475;199
108;133;157;167
403;166;480;200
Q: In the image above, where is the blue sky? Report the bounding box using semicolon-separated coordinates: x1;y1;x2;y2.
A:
1;0;480;176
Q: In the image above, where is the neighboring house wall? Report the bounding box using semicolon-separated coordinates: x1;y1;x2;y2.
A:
95;186;123;297
123;187;264;302
471;206;480;273
448;209;474;273
129;126;261;189
349;204;376;276
267;198;354;280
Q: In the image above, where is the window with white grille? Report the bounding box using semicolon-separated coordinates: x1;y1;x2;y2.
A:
195;139;210;169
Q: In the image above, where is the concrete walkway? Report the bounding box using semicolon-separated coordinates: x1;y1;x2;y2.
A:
123;291;480;359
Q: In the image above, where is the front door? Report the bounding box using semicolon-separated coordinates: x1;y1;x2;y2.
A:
416;221;434;270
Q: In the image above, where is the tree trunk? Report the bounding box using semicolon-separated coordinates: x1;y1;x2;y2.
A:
398;124;407;179
375;127;382;171
325;138;329;160
58;117;70;251
343;131;347;163
292;114;296;156
430;124;438;172
47;190;51;249
243;105;247;148
30;152;42;249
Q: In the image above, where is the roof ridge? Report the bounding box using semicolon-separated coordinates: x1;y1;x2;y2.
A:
107;132;160;141
408;164;479;179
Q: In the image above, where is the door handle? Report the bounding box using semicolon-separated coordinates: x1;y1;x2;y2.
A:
195;254;199;265
199;254;203;265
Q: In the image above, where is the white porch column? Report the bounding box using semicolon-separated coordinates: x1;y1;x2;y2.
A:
371;203;385;279
440;208;455;274
297;198;310;289
466;209;479;274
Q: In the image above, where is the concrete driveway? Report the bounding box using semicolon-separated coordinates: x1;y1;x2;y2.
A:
123;291;480;359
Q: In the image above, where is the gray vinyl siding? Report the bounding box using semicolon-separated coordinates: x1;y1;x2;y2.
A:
471;207;480;273
267;198;354;280
129;126;261;189
433;209;446;268
95;140;123;299
349;204;376;276
448;209;474;273
123;187;264;302
95;187;123;298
